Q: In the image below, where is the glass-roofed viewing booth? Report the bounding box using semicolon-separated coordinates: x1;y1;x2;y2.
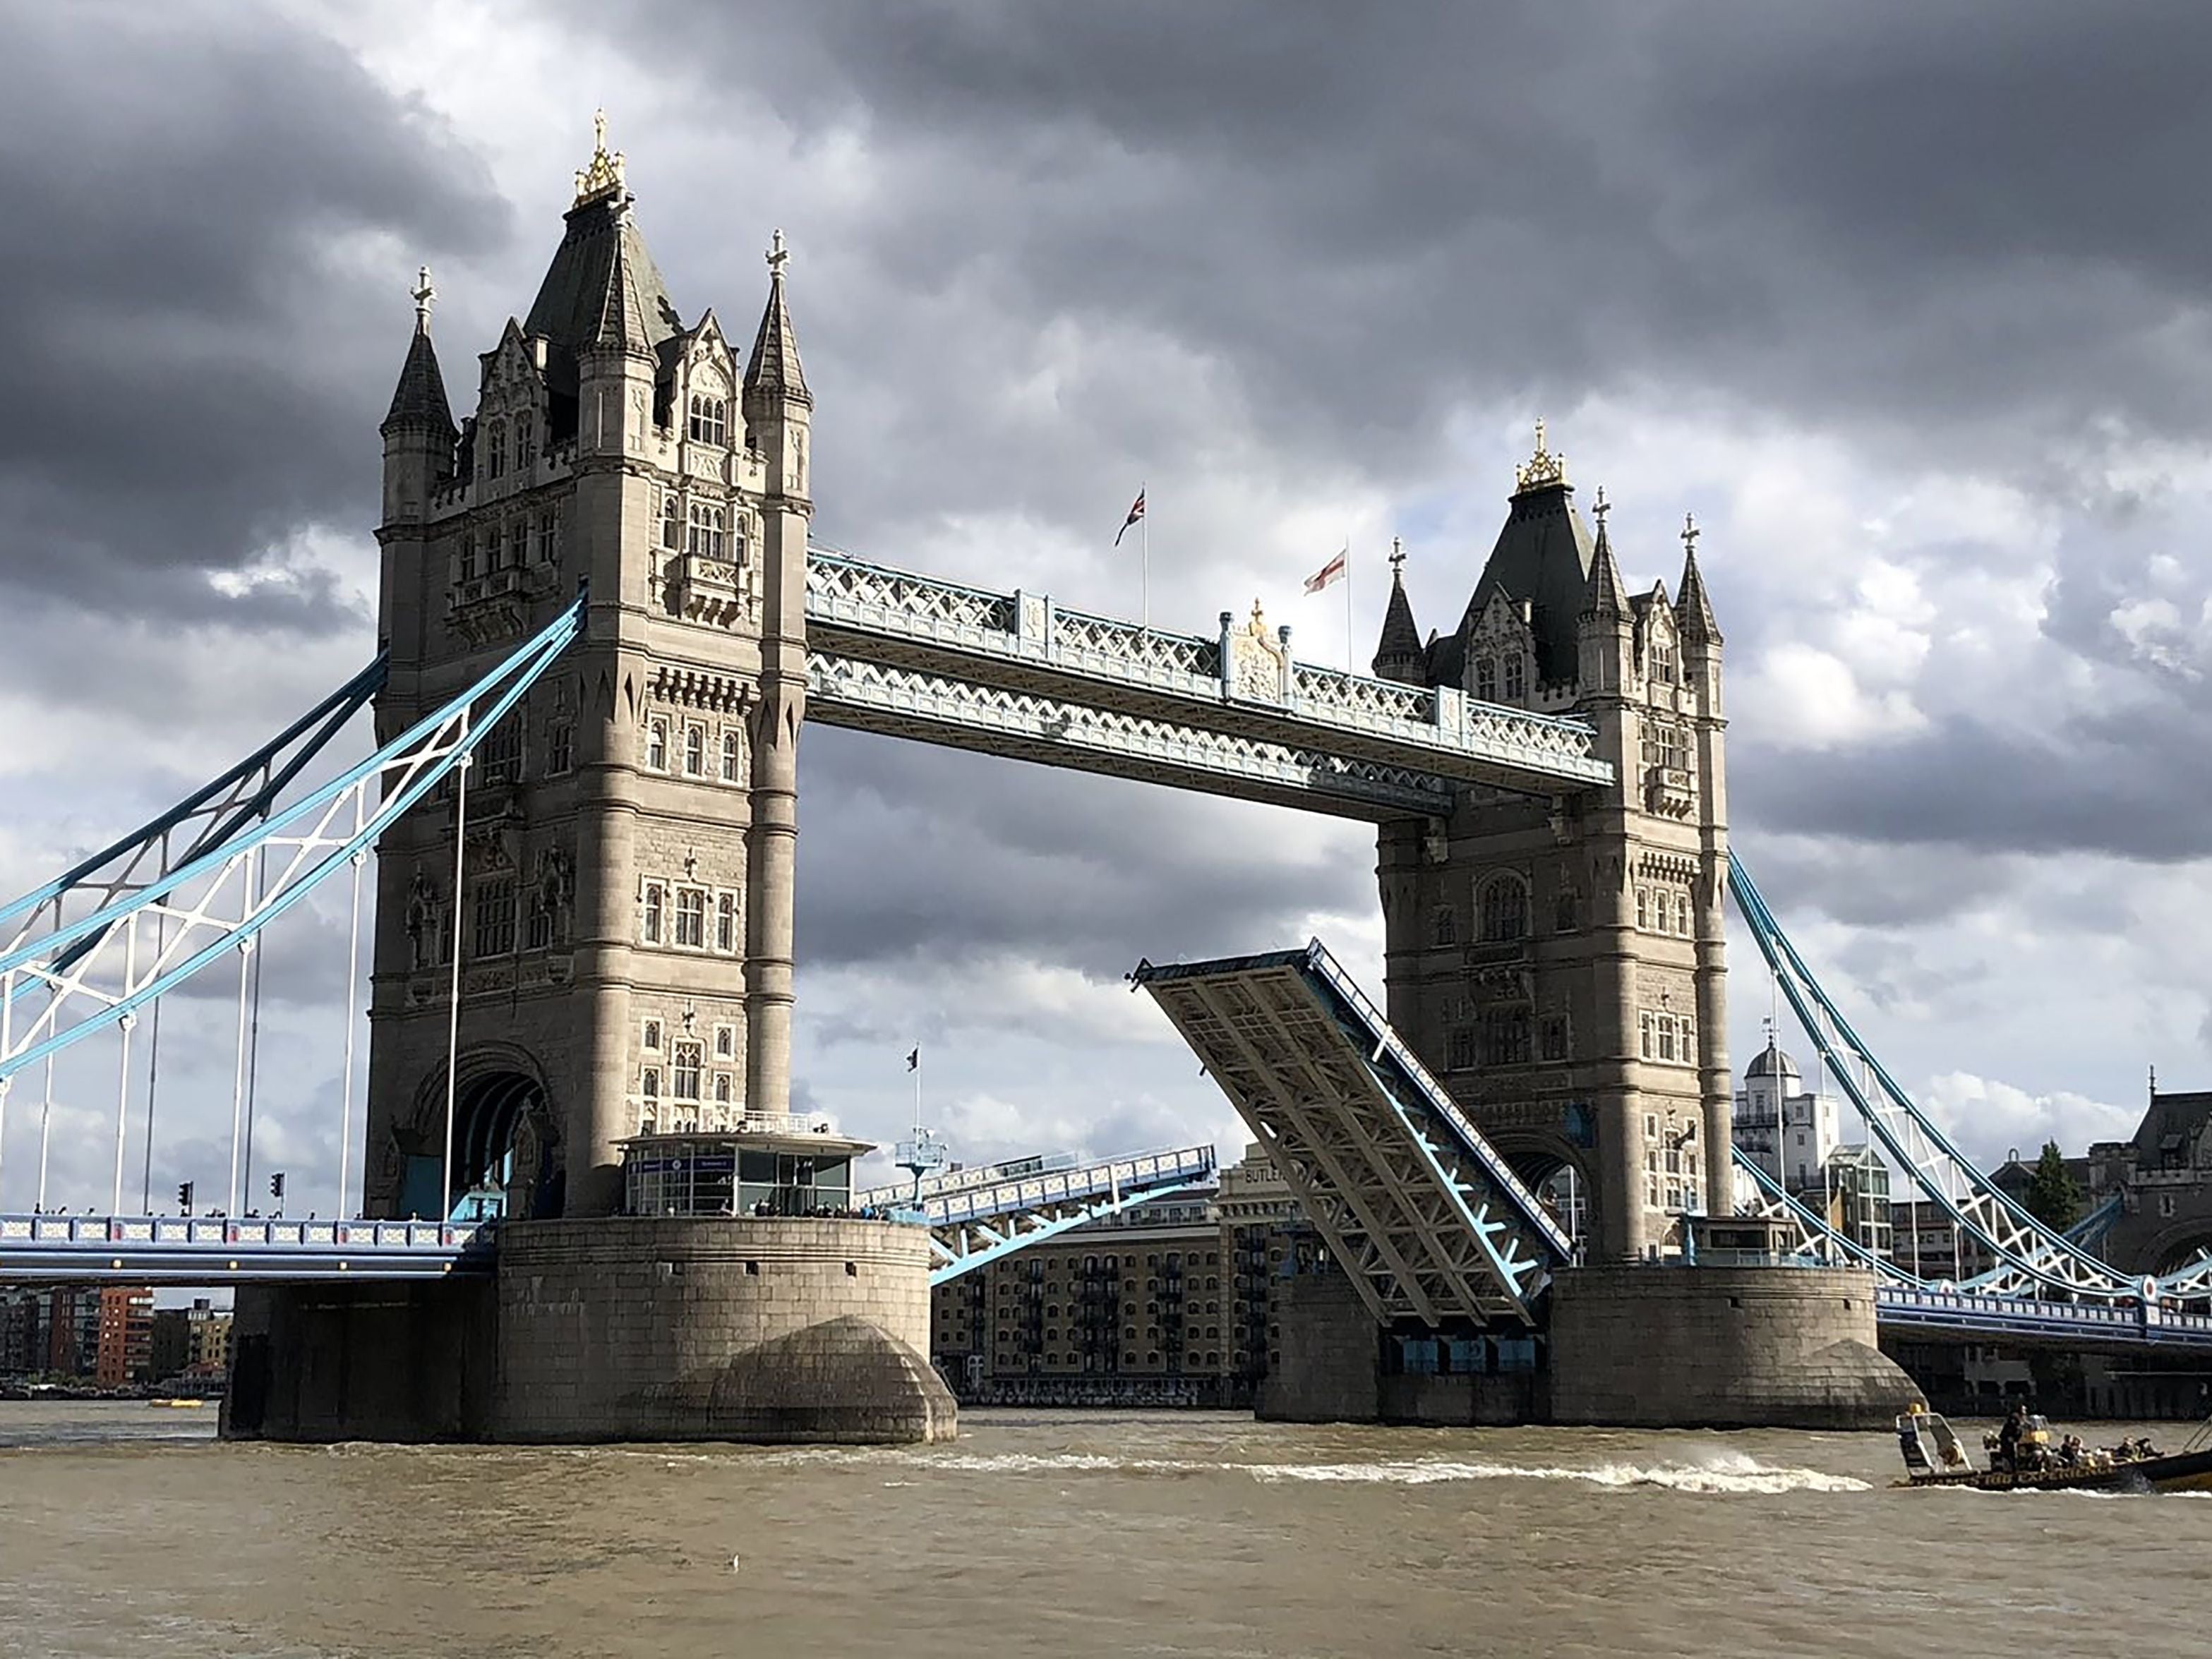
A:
620;1116;881;1219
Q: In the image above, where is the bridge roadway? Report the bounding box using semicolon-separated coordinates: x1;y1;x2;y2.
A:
802;547;1613;818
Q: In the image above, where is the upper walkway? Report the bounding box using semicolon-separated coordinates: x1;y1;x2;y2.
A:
803;548;1613;818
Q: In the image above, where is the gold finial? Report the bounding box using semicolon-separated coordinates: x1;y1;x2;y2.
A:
411;265;435;330
767;227;790;279
1681;511;1699;556
1513;417;1567;492
572;107;627;208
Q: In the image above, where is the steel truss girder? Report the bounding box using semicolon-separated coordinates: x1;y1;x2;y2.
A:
0;655;386;967
861;1145;1218;1225
927;1178;1217;1286
1730;851;2212;1303
0;1212;494;1283
1134;940;1570;1327
806;649;1452;820
803;547;1614;798
0;600;585;1091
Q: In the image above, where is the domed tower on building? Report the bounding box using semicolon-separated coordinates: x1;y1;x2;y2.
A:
363;116;815;1221
1371;426;1731;1260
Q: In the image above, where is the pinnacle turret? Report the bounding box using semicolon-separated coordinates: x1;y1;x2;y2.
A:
381;266;456;439
744;229;811;410
1580;486;1629;621
1675;512;1721;646
1372;538;1426;682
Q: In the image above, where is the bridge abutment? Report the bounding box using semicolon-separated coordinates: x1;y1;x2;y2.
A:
222;1218;955;1445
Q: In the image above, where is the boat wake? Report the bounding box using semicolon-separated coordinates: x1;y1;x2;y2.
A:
906;1447;1866;1493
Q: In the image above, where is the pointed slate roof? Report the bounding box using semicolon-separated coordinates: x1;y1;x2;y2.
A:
1676;543;1721;646
1580;517;1630;622
1448;476;1594;685
523;191;684;366
381;317;456;438
745;232;811;409
1372;552;1426;682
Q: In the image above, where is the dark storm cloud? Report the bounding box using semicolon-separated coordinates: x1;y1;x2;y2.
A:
0;0;507;622
566;0;2212;495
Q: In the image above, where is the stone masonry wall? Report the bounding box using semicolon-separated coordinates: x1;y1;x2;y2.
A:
493;1216;955;1443
1548;1264;1920;1429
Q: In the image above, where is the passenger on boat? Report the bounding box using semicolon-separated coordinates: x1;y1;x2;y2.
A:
1997;1404;2027;1471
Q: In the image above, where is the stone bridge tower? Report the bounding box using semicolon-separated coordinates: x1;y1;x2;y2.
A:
1371;429;1731;1261
363;121;811;1219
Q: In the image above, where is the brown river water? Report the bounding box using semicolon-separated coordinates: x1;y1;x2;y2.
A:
1;1402;2205;1658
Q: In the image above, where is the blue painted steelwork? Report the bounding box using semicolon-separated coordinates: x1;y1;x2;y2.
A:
0;598;584;1087
1874;1286;2212;1351
0;1212;494;1283
0;656;384;942
861;1146;1202;1219
1728;852;2212;1303
2064;1191;2124;1253
928;1179;1220;1286
918;1146;1220;1284
1135;940;1570;1326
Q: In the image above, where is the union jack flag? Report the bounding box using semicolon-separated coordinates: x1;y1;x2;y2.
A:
1114;488;1146;546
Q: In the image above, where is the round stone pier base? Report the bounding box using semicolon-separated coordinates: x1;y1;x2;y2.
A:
493;1217;957;1444
1548;1264;1919;1430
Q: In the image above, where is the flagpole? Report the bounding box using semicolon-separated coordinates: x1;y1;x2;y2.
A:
1140;480;1150;632
1345;533;1354;671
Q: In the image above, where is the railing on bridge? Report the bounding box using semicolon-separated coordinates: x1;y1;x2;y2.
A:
0;1213;495;1283
803;547;1615;810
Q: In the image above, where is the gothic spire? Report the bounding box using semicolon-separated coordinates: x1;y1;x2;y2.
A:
1675;512;1721;645
522;114;683;360
381;265;457;439
1580;485;1629;621
1371;537;1426;682
591;202;654;354
744;229;812;409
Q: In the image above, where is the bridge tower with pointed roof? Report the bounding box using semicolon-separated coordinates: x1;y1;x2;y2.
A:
364;117;814;1219
1371;429;1731;1261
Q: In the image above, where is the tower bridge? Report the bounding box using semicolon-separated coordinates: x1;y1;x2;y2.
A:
5;121;2208;1438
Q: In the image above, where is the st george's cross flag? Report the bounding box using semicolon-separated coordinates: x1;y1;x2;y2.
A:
1114;488;1147;546
1303;546;1349;594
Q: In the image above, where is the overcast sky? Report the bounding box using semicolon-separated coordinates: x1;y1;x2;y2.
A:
6;0;2212;1214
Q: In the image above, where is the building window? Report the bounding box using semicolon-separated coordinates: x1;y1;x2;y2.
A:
642;1018;663;1051
716;893;737;953
479;713;522;785
1474;656;1497;701
484;420;505;479
642;883;665;945
527;888;553;950
458;536;480;582
535;511;558;565
1636;888;1650;929
1554;888;1577;931
1540;1016;1570;1062
1480;1008;1531;1067
1431;905;1457;947
661;490;681;551
1479;877;1529;943
714;1024;735;1061
688;502;728;559
1637;1011;1694;1063
672;1042;702;1100
515;414;536;470
1448;1027;1477;1070
546;720;575;776
646;718;668;770
1642;719;1688;771
1503;656;1525;700
688;394;728;447
641;1066;661;1100
721;729;743;783
507;520;528;571
683;724;705;776
675;888;707;948
471;879;516;958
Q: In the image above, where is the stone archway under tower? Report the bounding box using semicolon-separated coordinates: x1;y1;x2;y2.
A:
393;1049;563;1221
1501;1141;1593;1262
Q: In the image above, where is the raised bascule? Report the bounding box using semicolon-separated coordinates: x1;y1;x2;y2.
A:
4;122;2208;1440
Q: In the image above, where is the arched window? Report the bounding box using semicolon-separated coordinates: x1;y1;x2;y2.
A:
1474;657;1498;701
661;490;681;550
485;421;505;479
721;729;743;783
1431;905;1457;947
1479;877;1528;943
672;1042;702;1100
1503;656;1525;700
641;883;664;945
687;394;728;447
716;893;737;952
683;723;705;776
646;718;668;770
688;502;728;559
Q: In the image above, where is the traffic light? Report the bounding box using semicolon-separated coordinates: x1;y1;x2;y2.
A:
269;1172;286;1209
176;1181;194;1215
